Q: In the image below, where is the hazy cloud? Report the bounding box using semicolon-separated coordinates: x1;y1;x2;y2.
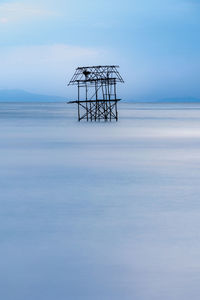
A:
0;0;200;99
0;44;109;96
0;1;57;23
0;17;8;23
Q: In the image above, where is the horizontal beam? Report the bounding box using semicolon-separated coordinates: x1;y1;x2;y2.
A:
68;99;121;104
77;65;119;70
68;78;124;85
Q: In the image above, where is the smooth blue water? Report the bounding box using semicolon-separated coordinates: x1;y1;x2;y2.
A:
1;102;200;300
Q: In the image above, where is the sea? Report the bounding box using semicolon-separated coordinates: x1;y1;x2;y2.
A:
1;102;200;300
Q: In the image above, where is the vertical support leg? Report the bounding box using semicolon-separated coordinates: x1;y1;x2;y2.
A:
98;101;101;122
101;83;105;121
78;82;80;121
95;81;98;121
107;79;111;121
104;83;108;121
90;102;92;121
86;83;88;121
115;101;118;121
114;79;117;101
78;102;80;121
114;79;118;121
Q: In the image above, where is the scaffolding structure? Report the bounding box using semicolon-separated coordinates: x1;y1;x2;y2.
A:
68;65;124;121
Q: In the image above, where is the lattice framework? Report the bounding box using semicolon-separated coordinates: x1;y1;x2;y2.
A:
68;65;124;121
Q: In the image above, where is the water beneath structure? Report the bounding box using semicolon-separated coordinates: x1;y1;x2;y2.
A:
0;102;200;300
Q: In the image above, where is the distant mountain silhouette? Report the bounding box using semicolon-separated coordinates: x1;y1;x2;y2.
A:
0;89;66;102
156;97;200;103
127;97;200;103
1;90;200;103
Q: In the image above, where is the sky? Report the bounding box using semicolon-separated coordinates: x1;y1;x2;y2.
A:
0;0;200;100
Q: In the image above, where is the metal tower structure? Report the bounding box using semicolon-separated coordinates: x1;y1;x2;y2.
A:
68;65;124;121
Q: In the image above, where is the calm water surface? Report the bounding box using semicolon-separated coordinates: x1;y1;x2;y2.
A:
1;102;200;300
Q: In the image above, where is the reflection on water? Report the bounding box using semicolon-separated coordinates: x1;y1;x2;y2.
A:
1;102;200;300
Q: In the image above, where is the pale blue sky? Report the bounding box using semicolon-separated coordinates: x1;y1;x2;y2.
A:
0;0;200;100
